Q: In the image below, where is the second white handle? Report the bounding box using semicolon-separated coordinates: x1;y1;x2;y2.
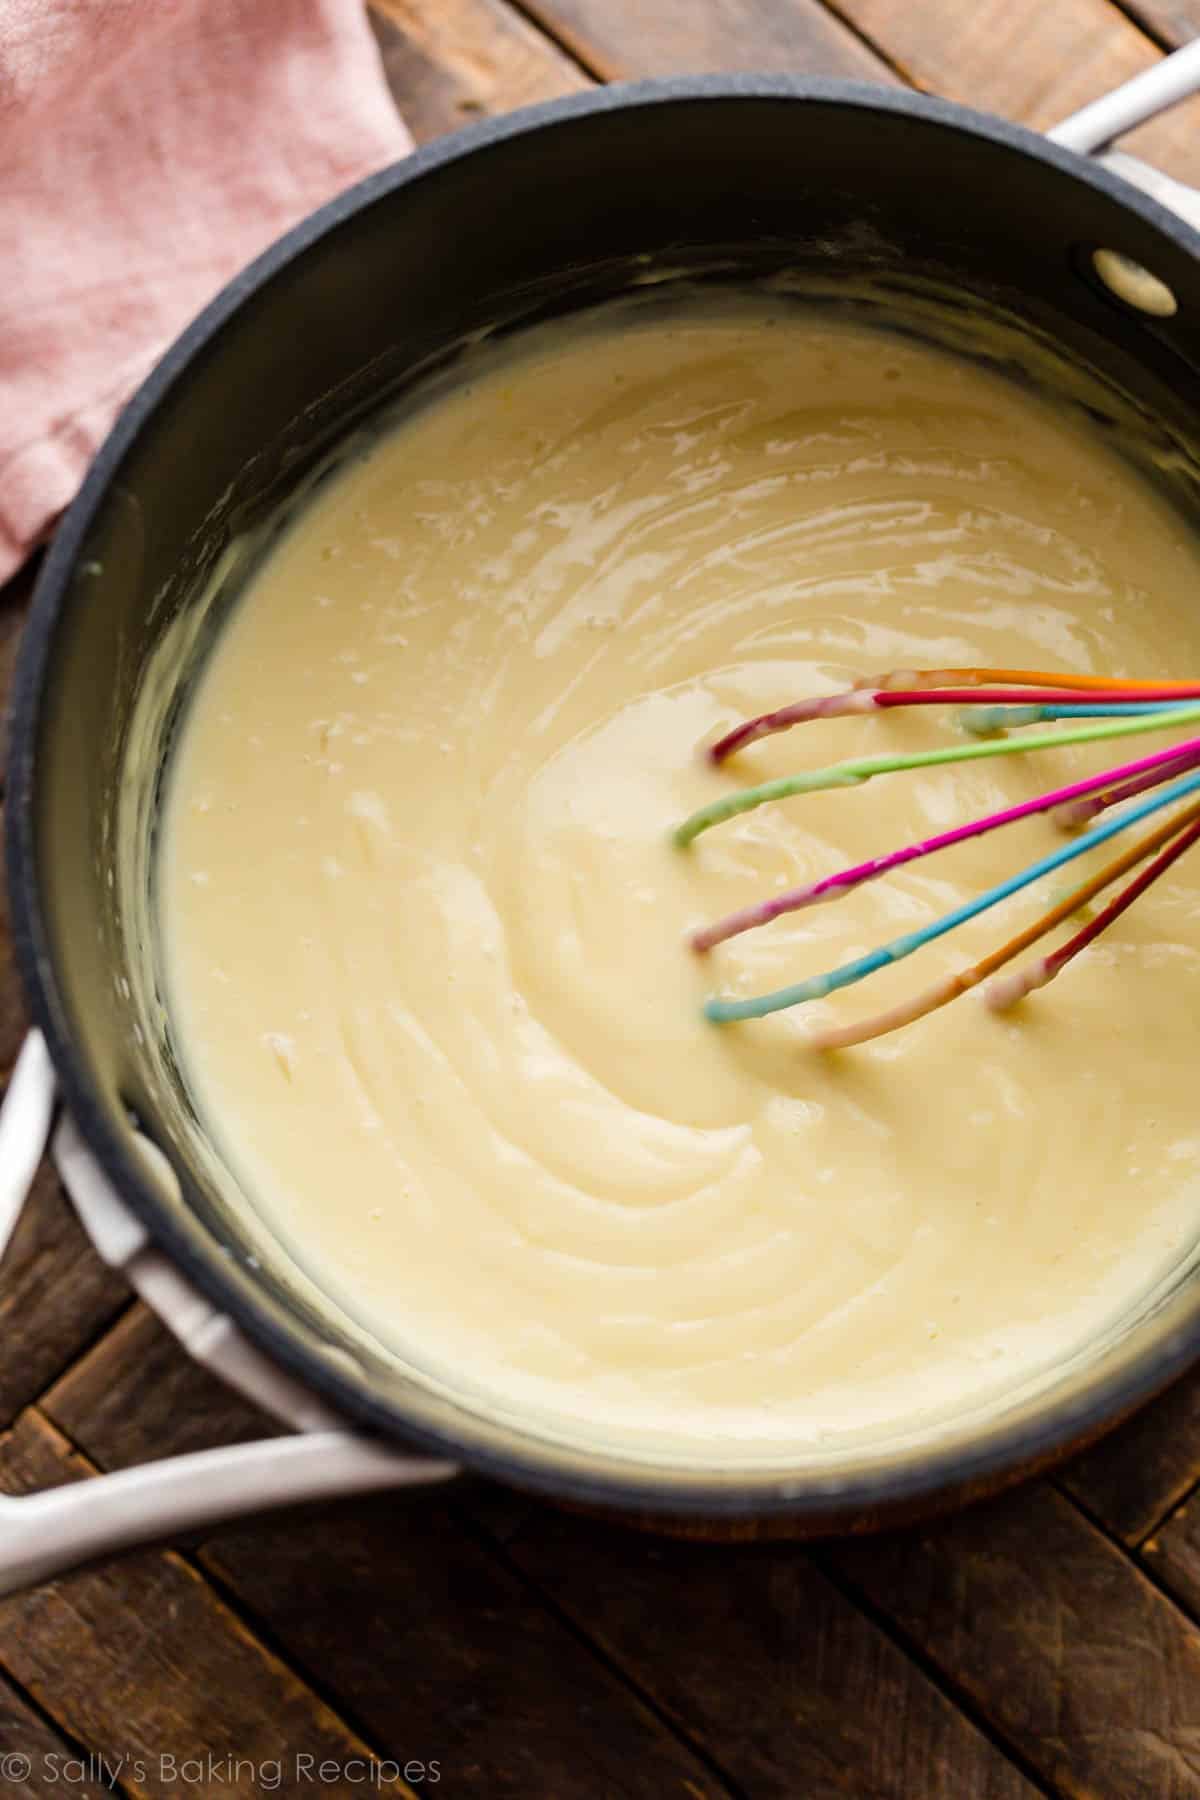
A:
0;1430;458;1595
1049;36;1200;152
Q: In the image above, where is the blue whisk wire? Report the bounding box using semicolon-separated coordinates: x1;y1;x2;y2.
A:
704;764;1200;1024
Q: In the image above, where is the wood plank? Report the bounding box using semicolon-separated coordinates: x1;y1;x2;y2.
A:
203;1501;733;1799
0;1667;114;1800
45;1327;736;1799
1059;1368;1200;1544
1124;1;1200;45
0;1410;417;1800
501;1510;1036;1799
822;0;1200;185
43;1304;279;1463
371;0;585;146
1143;1490;1200;1620
0;1161;128;1433
831;1482;1200;1798
518;0;896;81
485;0;1200;189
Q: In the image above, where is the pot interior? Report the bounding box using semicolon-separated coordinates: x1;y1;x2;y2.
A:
16;85;1200;1518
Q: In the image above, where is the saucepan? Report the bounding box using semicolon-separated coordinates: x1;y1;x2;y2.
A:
4;48;1200;1593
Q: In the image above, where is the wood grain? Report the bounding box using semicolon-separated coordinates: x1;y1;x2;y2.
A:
371;0;585;145
0;1163;128;1433
43;1304;279;1465
502;1509;1035;1799
1122;1;1200;45
518;0;895;81
0;1667;113;1800
203;1500;733;1800
1059;1369;1200;1544
823;0;1200;185
1143;1489;1200;1621
831;1483;1200;1798
0;1411;416;1800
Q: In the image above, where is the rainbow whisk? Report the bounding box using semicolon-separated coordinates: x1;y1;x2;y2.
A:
675;668;1200;1049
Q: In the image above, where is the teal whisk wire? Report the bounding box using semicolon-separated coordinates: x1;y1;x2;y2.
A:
704;764;1200;1024
961;700;1180;733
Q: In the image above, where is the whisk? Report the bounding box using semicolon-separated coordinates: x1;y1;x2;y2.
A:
675;668;1200;1049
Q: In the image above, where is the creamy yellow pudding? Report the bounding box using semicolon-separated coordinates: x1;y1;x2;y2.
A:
160;298;1200;1463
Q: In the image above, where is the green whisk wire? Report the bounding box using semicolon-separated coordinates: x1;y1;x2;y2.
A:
673;701;1200;849
702;763;1200;1024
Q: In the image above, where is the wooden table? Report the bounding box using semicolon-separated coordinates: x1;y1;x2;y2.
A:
5;2;1200;1795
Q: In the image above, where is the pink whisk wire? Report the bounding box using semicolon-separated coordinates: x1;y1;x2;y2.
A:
682;667;1200;1045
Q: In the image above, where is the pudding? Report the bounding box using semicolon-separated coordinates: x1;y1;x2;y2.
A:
160;298;1200;1461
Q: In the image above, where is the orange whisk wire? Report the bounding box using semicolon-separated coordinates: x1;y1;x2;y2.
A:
865;666;1200;694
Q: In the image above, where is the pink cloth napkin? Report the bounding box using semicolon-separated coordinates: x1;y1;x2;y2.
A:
0;0;413;584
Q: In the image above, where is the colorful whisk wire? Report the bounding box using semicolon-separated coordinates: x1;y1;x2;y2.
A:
704;668;1200;764
677;667;1200;1047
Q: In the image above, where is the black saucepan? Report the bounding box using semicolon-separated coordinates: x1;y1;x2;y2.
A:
10;76;1200;1540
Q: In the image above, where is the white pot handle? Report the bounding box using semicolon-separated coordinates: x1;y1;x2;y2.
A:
1050;36;1200;153
0;1431;451;1597
0;1032;458;1594
1050;35;1200;231
0;1030;56;1262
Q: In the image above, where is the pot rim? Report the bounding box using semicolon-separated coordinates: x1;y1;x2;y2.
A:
10;73;1200;1521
